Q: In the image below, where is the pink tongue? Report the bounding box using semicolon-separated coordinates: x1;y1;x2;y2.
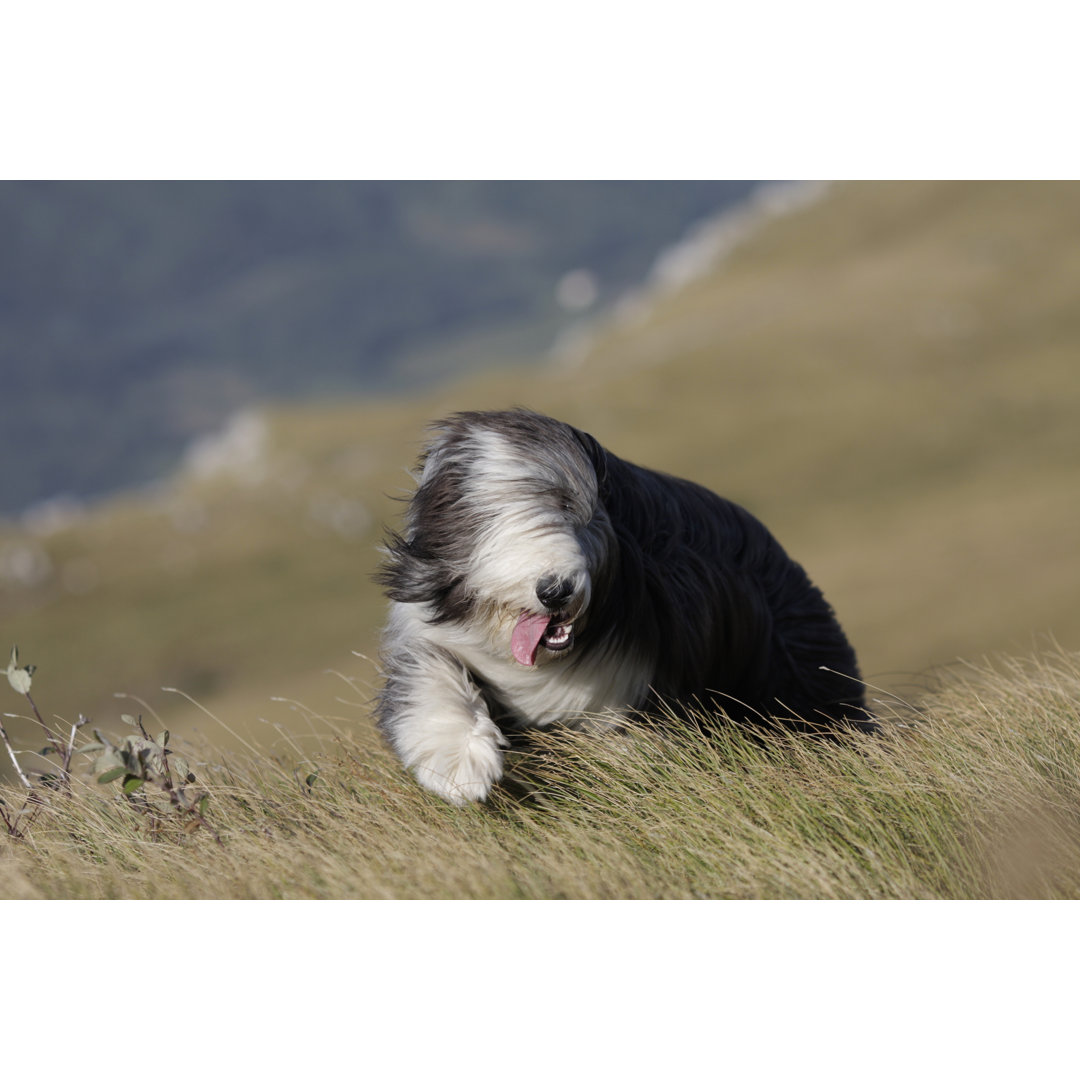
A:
511;612;552;666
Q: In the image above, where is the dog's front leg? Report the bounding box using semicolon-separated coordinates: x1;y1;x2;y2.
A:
377;642;508;806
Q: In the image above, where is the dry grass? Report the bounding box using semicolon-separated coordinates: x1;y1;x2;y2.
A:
5;648;1080;900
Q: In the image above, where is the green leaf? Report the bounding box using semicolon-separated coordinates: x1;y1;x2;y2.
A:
97;767;128;784
7;668;32;694
122;777;145;795
94;749;124;775
5;644;34;695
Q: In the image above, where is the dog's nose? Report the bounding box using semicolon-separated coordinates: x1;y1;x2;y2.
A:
536;574;576;611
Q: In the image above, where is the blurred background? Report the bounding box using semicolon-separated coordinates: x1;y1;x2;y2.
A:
2;180;1079;762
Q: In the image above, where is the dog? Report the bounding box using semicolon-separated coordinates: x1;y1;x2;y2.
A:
375;408;870;805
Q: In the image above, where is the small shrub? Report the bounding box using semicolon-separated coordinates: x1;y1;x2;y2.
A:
1;645;219;844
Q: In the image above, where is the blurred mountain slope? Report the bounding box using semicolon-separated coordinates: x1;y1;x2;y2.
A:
0;180;754;513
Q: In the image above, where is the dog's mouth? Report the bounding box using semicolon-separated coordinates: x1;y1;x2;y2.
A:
511;611;576;666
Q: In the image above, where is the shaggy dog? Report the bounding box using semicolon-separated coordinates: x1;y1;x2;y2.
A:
376;409;870;805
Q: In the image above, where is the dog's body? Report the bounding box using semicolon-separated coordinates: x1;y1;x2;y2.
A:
376;409;869;804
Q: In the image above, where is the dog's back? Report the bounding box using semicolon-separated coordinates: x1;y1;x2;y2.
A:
586;444;869;731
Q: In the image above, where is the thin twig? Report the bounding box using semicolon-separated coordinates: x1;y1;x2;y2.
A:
24;690;65;760
63;714;91;775
0;715;33;789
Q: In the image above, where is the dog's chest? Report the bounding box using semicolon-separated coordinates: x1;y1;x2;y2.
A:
464;647;649;729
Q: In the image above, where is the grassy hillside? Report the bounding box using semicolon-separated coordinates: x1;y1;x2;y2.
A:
4;649;1080;899
2;180;1079;765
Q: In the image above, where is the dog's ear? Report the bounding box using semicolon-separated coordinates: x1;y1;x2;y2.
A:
375;530;455;604
376;417;472;612
416;417;465;487
375;530;472;624
572;427;609;486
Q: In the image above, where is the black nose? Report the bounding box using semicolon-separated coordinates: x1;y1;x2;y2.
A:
536;574;576;611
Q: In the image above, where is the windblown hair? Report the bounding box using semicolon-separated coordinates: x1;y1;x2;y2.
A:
376;408;870;804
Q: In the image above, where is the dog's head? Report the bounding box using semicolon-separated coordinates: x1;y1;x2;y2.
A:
378;409;613;666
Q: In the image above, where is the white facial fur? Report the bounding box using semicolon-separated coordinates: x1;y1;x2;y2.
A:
444;427;594;658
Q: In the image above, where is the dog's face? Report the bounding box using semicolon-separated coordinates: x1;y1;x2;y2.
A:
379;411;614;667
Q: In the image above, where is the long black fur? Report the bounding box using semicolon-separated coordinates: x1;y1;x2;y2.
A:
579;432;868;731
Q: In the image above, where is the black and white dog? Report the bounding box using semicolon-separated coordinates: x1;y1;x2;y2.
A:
376;409;869;804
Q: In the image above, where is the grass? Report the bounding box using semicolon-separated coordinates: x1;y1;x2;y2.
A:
5;647;1080;899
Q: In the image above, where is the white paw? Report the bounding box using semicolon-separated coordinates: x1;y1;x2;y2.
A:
411;714;509;806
